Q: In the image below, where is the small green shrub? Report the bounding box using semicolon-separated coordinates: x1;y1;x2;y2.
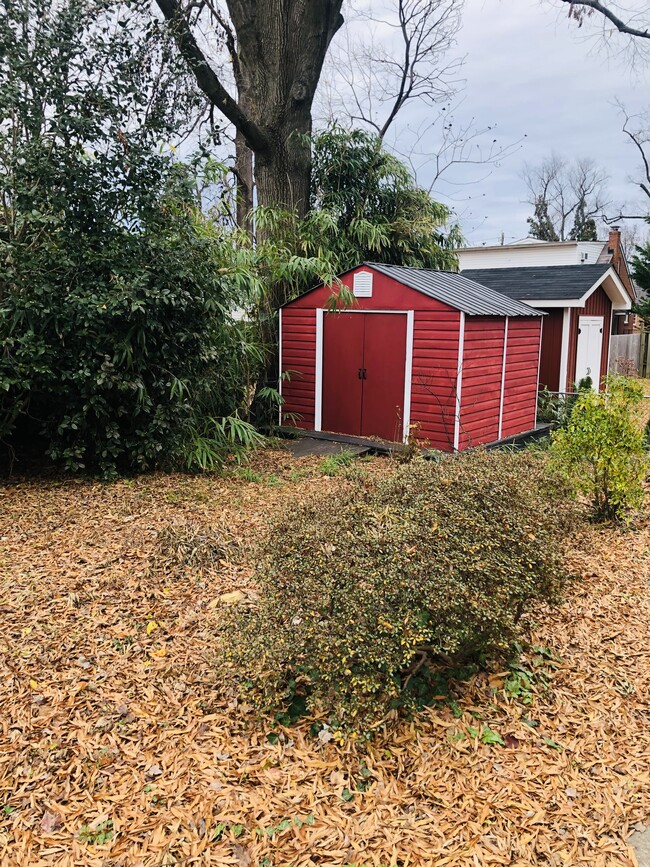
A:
537;387;578;427
550;376;648;521
220;450;577;731
319;449;356;476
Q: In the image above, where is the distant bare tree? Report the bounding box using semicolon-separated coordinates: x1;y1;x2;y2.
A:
522;155;610;241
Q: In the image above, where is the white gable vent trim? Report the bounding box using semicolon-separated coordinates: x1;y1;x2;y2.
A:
353;270;373;297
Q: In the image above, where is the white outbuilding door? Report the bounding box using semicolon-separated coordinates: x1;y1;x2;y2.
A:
575;316;604;392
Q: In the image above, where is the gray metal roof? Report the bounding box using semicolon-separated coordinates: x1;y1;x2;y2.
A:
365;262;544;317
462;264;611;302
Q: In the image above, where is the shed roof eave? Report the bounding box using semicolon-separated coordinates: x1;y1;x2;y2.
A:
583;268;632;311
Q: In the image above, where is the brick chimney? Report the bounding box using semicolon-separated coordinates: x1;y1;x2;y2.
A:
608;226;622;272
607;225;637;315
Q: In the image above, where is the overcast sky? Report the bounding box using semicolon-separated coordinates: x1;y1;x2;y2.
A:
324;0;649;246
425;0;649;245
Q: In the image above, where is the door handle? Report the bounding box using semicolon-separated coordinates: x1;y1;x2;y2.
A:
358;368;363;379
363;368;367;379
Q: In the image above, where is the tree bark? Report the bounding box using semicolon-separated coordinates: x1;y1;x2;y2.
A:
154;0;344;410
234;131;253;232
155;0;343;219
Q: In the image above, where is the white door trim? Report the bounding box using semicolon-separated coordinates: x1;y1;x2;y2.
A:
559;307;571;392
403;310;414;441
575;315;604;393
314;309;324;431
453;312;466;452
498;316;509;440
314;308;414;442
278;307;283;427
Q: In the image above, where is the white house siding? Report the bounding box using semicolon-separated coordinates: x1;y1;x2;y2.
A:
457;241;606;271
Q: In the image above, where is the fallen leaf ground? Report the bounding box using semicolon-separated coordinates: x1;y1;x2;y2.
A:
1;444;650;866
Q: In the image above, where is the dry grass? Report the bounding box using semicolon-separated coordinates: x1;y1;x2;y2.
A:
1;447;650;866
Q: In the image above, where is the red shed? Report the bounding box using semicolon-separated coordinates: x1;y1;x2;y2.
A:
279;263;545;451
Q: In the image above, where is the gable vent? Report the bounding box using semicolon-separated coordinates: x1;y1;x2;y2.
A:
353;270;373;297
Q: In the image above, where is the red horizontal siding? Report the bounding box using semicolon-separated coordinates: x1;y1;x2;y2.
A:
501;318;541;439
410;310;460;451
458;317;505;449
280;308;316;429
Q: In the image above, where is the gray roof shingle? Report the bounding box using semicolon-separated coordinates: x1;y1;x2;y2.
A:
461;264;611;302
365;263;544;317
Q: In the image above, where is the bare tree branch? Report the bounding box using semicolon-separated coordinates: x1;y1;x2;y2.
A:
560;0;650;40
322;0;463;140
154;0;269;152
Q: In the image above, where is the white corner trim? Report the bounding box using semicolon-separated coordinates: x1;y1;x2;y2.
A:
403;311;415;442
559;307;571;392
607;303;615;378
535;316;544;425
314;309;324;431
453;312;466;452
498;316;509;440
278;307;283;427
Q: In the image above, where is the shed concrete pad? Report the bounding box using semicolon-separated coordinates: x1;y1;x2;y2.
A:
630;827;650;866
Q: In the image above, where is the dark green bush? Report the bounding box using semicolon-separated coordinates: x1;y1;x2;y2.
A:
221;450;578;731
0;0;257;475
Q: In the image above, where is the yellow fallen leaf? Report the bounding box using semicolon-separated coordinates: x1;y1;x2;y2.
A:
150;647;167;658
29;679;39;690
219;591;245;605
146;620;159;635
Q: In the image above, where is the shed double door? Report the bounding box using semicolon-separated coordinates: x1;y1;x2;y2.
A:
321;312;407;442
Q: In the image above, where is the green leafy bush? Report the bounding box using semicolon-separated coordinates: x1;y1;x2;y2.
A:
550;376;648;521
221;451;577;731
0;0;257;475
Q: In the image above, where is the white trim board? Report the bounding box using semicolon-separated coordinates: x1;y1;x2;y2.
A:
453;312;466;452
519;266;632;311
403;311;414;441
559;307;571;392
314;309;324;431
278;307;283;427
535;316;544;425
314;308;414;443
498;316;509;440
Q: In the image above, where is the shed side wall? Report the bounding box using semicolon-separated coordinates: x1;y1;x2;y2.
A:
410;309;461;450
458;317;504;449
501;317;542;438
280;307;317;429
537;308;563;391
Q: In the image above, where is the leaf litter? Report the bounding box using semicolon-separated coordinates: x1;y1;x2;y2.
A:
1;449;650;866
